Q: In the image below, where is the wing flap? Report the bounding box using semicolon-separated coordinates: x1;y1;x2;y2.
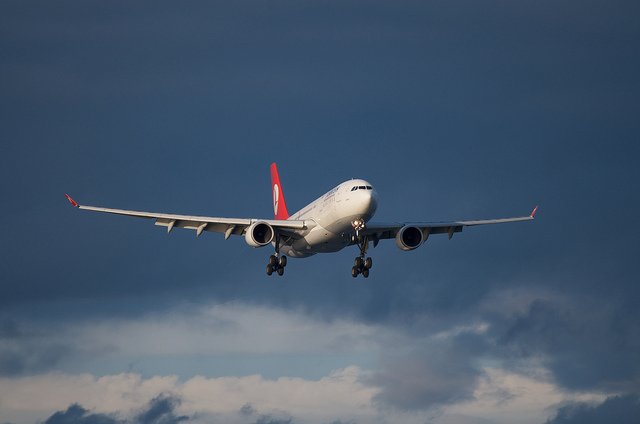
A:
154;218;240;234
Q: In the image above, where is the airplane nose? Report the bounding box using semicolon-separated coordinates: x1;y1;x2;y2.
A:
370;188;378;208
364;188;378;217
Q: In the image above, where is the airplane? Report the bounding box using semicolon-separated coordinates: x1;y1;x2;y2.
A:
66;163;537;277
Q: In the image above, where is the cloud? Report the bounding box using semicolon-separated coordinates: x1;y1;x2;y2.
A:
0;368;379;424
44;404;120;424
2;291;628;424
369;335;484;410
3;289;638;423
447;367;606;424
1;366;615;424
237;403;293;424
0;318;81;377
545;394;640;424
85;303;380;357
248;413;292;424
0;303;382;379
42;394;188;424
134;395;188;424
493;293;640;392
364;284;640;414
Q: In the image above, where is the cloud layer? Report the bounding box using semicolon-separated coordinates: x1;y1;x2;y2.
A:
0;298;625;424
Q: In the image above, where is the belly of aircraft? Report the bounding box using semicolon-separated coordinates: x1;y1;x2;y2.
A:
283;226;352;257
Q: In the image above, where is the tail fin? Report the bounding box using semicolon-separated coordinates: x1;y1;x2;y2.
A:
270;163;290;220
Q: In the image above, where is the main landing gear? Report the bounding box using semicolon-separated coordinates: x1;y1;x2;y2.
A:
351;219;373;278
352;255;372;278
266;254;287;276
266;234;287;276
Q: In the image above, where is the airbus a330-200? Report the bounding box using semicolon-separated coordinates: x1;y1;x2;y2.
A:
66;163;537;277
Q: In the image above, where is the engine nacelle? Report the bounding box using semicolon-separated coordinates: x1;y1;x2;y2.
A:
395;225;424;251
245;221;275;247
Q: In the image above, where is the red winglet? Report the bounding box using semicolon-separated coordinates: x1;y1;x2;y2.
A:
531;205;538;218
65;194;78;207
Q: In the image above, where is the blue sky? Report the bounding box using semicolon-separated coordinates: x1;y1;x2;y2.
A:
2;1;640;423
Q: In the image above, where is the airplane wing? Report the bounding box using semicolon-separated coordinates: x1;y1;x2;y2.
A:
65;195;307;239
363;206;538;245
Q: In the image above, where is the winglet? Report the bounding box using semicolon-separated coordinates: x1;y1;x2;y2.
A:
531;205;538;218
65;194;79;207
270;163;290;220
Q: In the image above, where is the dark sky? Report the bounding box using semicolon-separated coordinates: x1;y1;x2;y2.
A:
2;1;640;423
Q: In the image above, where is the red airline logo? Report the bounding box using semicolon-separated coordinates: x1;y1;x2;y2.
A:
270;163;289;220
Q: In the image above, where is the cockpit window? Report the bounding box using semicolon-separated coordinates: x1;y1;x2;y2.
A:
366;186;372;190
351;185;373;191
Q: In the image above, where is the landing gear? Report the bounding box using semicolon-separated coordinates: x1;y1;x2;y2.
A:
351;220;373;278
352;255;372;278
266;254;287;276
266;234;287;276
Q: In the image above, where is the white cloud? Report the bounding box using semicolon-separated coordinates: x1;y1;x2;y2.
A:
1;296;620;424
0;372;179;424
0;366;612;424
69;302;382;358
0;367;381;424
445;367;608;424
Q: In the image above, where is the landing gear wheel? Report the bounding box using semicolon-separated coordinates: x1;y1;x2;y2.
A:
267;252;287;277
352;256;373;277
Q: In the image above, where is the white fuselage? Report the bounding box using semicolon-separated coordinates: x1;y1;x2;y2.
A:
280;179;378;258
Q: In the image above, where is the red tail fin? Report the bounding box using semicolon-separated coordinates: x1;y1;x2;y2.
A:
270;163;290;220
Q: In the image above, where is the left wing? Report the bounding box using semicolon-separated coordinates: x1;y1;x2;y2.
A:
65;194;307;239
363;206;538;245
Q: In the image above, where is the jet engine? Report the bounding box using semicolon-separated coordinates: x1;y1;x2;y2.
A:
245;221;275;247
395;225;424;251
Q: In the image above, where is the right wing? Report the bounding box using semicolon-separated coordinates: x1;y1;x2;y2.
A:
362;206;538;245
65;194;307;239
